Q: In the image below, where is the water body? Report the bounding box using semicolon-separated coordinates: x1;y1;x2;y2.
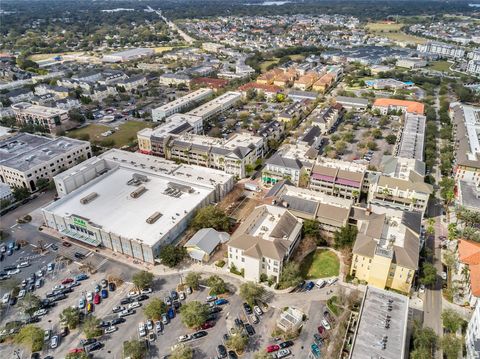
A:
246;1;293;6
468;3;480;7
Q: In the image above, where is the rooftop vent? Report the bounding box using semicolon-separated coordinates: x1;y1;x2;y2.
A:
146;211;162;224
80;192;98;205
130;185;147;199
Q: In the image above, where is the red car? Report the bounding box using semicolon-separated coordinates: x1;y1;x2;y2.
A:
69;348;84;354
266;345;280;353
61;278;74;285
200;321;215;330
93;294;101;305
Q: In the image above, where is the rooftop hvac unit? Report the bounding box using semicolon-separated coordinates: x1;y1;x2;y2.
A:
146;211;162;224
130;185;147;198
80;192;98;205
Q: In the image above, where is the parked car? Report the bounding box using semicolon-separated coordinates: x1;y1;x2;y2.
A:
50;335;59;349
192;330;207;339
250;314;259;324
161;313;169;325
85;342;102;352
321;319;331;330
277;348;291;358
78;297;86;309
155;321;163;333
148;332;156;342
61;278;74;285
101;289;108;299
164;296;172;306
62;242;72;247
47;263;55;272
100;279;108;288
86;292;94;302
179;291;186;300
141;288;152;294
104;326;117;334
206;295;217;302
60;326;69;337
146;320;154;331
245;324;255;336
279;340;294;349
215;298;229;306
87;303;93;313
267;345;280;353
305;281;315;291
200;321;215;330
254;305;263;316
118;309;133;317
75;274;88;281
120;297;131;305
44;329;51;341
243;303;253;315
128;301;140;309
93;294;101;305
168;307;175;319
108;282;116;291
112;306;125;313
217;344;227;358
228;351;238;359
171;291;178;300
178;334;191;342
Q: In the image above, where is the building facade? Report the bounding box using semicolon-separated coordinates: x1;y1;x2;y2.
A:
152;88;213;122
11;102;70;134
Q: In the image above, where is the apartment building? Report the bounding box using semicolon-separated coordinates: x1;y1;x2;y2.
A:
152;88;213;122
309;104;344;134
165;132;264;178
396;58;427;69
452;104;480;186
309;162;365;201
396;113;426;161
186;91;241;121
350;206;422;293
458;240;480;308
238;82;283;100
11;102;70;134
262;143;316;186
466;302;480;359
227;205;303;283
467;60;480;76
373;98;425;115
102;48;155;63
0;133;91;192
159;73;192;86
335;96;369;111
417;42;466;59
265;181;353;233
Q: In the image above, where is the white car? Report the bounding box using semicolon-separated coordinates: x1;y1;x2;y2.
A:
164;296;172;306
276;348;291;358
53;284;65;291
179;291;186;300
17;261;30;268
327;278;338;286
138;323;147;337
178;334;192;342
112;306;125;313
254;305;263;316
155;321;163;333
128;301;141;309
441;272;447;280
146;320;154;331
33;309;48;317
18;289;26;299
36;270;44;278
44;329;51;341
118;309;134;317
321;319;331;330
86;292;94;301
141;288;152;294
105;326;117;334
419;285;425;294
2;293;10;304
7;269;20;275
47;263;55;272
50;335;59;349
128;290;140;298
206;295;217;302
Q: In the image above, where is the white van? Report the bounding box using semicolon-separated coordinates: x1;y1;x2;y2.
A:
315;279;326;289
2;293;10;304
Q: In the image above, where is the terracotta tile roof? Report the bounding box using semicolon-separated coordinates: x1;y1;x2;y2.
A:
469;264;480;297
238;82;282;93
191;77;228;89
373;98;425;115
458;239;480;265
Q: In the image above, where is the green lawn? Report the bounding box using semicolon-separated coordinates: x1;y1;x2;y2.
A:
366;22;404;32
259;58;279;73
67;121;153;147
429;60;453;72
300;249;340;279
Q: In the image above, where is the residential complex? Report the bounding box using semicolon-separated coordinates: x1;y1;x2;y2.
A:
102;48;155;63
350;206;422;293
43;149;234;263
186;91;241;121
151;88;213;122
372;98;425;115
0;133;91;192
227;205;303;283
417;41;466;59
335;96;369;111
396;113;426;161
11;102;70;134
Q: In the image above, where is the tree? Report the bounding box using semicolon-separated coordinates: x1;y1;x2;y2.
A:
82;316;103;339
333;225;358;249
12;186;30;201
170;343;193;359
36;178;50;190
132;270;154;290
441;309;463;333
206;275;228;295
279;262;303;289
190;206;230;232
144;298;167;321
239;282;265;306
385;134;397;144
442;334;463;359
302;219;321;240
420;262;437;286
412;325;438;358
180;301;209;328
334;140;347;154
19;293;41;317
439;177;455;205
60;306;81;329
226;328;249;353
184;272;201;290
158;244;187;268
443;250;456;272
14;325;44;352
65;352;89;359
123;339;147;359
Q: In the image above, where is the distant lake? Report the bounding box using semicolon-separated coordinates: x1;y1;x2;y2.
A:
469;3;480;7
246;1;292;5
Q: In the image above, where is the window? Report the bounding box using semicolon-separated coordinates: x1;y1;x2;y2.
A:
241;258;245;263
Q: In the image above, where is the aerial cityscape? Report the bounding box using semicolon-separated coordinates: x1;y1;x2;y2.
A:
0;0;479;359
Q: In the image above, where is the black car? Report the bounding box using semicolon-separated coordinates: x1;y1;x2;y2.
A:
108;282;116;291
52;293;67;302
3;265;16;271
120;297;132;305
228;351;238;359
0;253;4;261
74;252;85;260
173;301;181;310
171;291;178;300
206;313;217;322
28;284;35;292
234;318;244;327
136;294;149;302
45;292;56;298
30;353;40;359
51;244;58;251
85;341;103;352
80;338;97;346
279;340;294;349
192;330;208;339
217;344;227;358
60;287;73;294
110;317;125;325
210;306;222;314
243;303;253;315
24;316;40;324
245;324;255;336
9;296;17;306
96;321;110;328
60;326;69;337
223;333;230;342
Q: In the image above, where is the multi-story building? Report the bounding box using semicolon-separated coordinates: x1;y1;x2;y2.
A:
396;113;426;161
396;58;427;69
466;301;480;359
467;60;480;76
152;88;213;122
458;240;480;308
309;104;344;134
451;104;480;186
43;149;234;264
186;91;241;121
116;75;147;92
309;161;365;201
335;96;369;111
417;42;466;59
102;48;155;63
350;205;422;293
227;205;303;283
372;98;425;115
159;73;192;86
165;132;264;178
11;102;70;134
0;133;91;192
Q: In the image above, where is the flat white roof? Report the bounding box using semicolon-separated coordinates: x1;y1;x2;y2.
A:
187;91;241;118
178;132;263;150
45;166;213;247
463;105;480;160
153;88;213;113
12;102;67;117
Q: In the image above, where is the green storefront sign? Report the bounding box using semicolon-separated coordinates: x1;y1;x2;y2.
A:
73;217;87;228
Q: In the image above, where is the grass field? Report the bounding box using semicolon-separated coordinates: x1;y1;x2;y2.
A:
29;52;84;61
383;32;426;45
259;58;279;72
366;22;426;44
67;121;153;147
366;22;404;32
153;46;174;54
300;249;340;279
429;60;453;72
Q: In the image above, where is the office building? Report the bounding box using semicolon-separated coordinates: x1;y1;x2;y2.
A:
349;286;409;359
350;206;422;293
151;88;213;122
0;133;91;192
43;150;234;263
186;91;241;121
227;205;303;283
396;58;427;69
11;102;70;134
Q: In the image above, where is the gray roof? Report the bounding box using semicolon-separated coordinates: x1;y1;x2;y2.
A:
457;180;480;210
336;96;369;106
301;126;321;145
279;194;318;215
185;228;229;255
266;152;303;170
